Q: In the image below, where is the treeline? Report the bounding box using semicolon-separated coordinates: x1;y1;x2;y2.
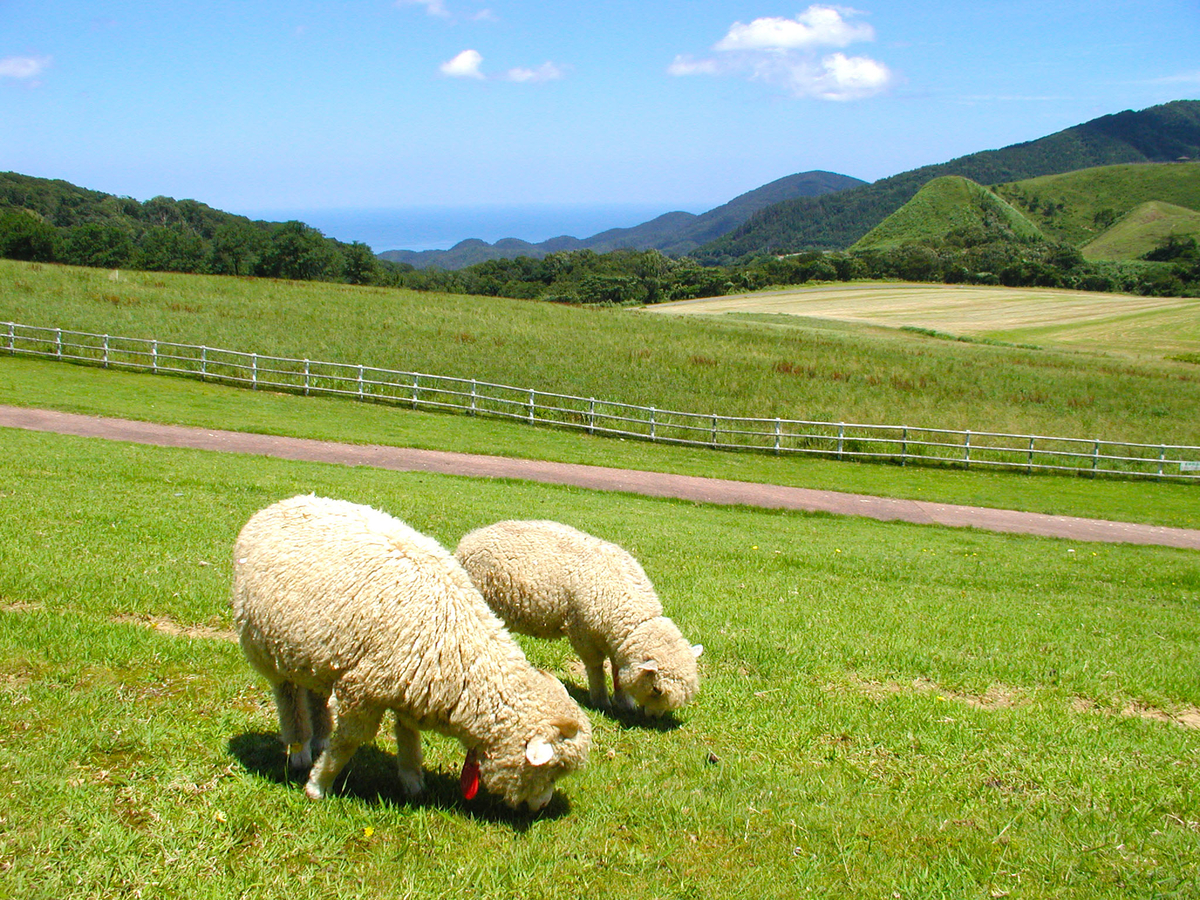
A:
390;233;1200;302
0;173;384;284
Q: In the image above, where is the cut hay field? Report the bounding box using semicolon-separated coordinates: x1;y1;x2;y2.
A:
646;282;1200;360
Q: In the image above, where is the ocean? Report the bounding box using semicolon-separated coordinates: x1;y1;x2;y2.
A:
241;203;684;254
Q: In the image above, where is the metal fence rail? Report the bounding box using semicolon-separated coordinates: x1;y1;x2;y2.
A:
5;321;1198;481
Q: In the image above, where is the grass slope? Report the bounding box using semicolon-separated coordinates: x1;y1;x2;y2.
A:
851;176;1044;251
995;161;1200;247
3;259;1200;448
1082;200;1200;261
1;428;1197;899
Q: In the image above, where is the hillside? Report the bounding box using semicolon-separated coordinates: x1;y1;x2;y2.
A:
697;99;1200;262
1081;201;1200;261
378;171;864;269
995;160;1200;246
851;176;1044;252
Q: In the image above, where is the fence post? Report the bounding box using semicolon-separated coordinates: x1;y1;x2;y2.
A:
650;407;657;440
55;328;62;359
251;353;258;389
711;415;718;449
151;340;158;373
588;398;595;434
1158;445;1166;478
528;389;536;424
470;379;477;415
1092;439;1101;473
964;430;971;467
303;359;310;395
201;347;209;380
901;426;908;466
103;334;110;368
412;374;419;409
837;423;845;460
357;365;365;400
1027;436;1035;474
774;419;782;455
5;322;13;354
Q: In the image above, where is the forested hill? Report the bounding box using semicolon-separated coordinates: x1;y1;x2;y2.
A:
377;170;864;269
696;99;1200;263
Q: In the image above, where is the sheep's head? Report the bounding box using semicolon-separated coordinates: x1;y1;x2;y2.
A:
476;671;591;811
617;617;703;716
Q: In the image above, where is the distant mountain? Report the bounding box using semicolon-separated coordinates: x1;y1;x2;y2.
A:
377;171;865;269
696;99;1200;263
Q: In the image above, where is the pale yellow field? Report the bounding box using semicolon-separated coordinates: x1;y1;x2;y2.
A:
644;282;1200;358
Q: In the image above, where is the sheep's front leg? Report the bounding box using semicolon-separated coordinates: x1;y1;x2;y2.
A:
393;719;426;797
306;700;383;800
573;641;611;710
610;660;637;713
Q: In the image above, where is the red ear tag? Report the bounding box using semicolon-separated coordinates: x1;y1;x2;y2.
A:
461;749;481;800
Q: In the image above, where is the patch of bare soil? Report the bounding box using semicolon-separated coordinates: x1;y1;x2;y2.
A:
113;614;237;643
848;674;1200;730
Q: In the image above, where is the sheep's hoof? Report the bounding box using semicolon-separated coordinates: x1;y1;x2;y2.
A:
304;780;326;800
397;768;426;797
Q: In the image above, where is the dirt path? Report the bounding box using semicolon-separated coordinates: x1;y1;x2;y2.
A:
3;404;1198;550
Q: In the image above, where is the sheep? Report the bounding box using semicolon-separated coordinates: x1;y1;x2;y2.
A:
454;520;702;717
231;495;591;811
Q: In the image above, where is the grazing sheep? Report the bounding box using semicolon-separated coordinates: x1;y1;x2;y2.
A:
231;495;591;811
455;520;702;717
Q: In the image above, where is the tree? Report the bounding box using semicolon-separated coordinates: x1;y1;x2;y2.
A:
341;241;379;285
255;221;341;281
61;223;135;268
0;210;57;261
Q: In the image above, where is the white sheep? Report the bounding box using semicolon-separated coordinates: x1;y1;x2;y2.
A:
231;495;591;811
455;520;702;717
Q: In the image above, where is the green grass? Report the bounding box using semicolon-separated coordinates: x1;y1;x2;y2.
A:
3;355;1199;530
1082;201;1200;261
2;427;1198;899
996;161;1200;247
4;258;1200;446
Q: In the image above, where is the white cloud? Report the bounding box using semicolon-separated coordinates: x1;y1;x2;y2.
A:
440;49;485;79
441;50;564;84
501;62;564;84
715;6;874;52
0;55;51;80
397;0;451;18
669;4;892;101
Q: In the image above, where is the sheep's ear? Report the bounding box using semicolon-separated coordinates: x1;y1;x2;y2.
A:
692;644;704;658
525;737;555;767
639;659;659;674
550;716;579;740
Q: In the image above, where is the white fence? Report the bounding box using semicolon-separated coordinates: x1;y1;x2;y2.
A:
4;321;1199;482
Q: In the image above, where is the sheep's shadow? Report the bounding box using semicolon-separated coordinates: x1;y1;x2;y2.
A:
561;682;683;732
227;732;570;830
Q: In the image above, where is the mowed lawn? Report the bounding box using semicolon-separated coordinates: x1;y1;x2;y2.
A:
1;416;1198;899
645;282;1200;360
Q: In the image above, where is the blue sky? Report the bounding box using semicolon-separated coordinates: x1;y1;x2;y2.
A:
2;0;1198;223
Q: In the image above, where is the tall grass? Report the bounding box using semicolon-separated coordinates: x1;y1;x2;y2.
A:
1;429;1197;898
3;259;1199;446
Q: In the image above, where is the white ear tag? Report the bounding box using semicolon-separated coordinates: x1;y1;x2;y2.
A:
525;737;555;767
692;644;704;658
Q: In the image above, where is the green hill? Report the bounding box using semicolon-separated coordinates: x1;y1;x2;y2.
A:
995;161;1200;246
1081;200;1200;261
697;99;1200;262
851;176;1043;252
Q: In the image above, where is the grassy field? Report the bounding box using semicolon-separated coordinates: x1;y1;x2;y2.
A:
2;426;1198;899
3;259;1200;447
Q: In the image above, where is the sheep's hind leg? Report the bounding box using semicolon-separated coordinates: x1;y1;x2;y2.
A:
393;718;425;797
271;681;314;772
305;698;383;800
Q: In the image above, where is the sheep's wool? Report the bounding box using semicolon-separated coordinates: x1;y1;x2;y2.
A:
232;496;590;810
456;520;701;716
